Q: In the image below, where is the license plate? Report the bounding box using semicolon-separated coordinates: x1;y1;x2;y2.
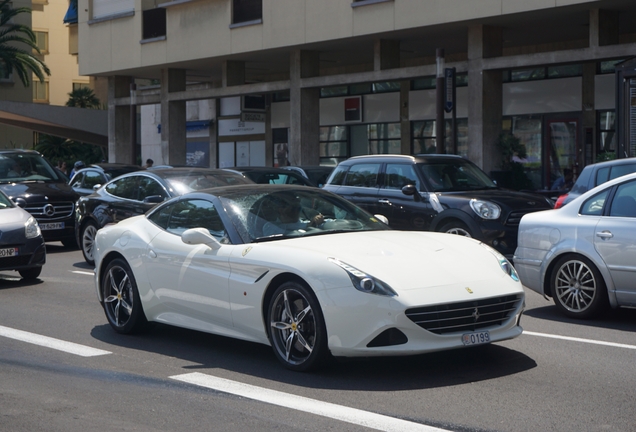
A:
40;222;65;230
0;247;18;258
462;330;491;346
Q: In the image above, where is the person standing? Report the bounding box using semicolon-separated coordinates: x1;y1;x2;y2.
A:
143;158;154;169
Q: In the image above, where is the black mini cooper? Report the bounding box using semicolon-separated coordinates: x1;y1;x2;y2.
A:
323;154;554;259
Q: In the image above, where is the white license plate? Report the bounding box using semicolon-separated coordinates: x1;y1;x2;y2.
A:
0;247;18;258
462;330;491;346
40;222;65;230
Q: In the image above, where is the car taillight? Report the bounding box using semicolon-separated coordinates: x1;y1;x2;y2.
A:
554;194;568;209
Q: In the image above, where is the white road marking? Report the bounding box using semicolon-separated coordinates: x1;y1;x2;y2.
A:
71;270;95;276
171;372;449;432
524;331;636;350
0;325;111;357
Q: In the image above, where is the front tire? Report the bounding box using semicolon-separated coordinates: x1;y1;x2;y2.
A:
267;281;329;372
19;267;42;280
439;220;472;237
81;221;99;265
550;254;608;319
101;258;147;334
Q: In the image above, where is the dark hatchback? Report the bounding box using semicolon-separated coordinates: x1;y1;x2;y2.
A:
323;154;554;259
225;166;315;187
76;167;252;265
0;150;79;247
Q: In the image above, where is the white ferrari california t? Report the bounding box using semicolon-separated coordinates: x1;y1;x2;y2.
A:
94;184;525;371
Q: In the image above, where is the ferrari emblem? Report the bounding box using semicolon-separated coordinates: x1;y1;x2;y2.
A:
465;287;473;294
242;246;252;257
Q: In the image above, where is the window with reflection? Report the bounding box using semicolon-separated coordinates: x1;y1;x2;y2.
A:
232;0;262;24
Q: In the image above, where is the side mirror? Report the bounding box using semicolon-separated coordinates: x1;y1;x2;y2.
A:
143;195;164;204
93;184;102;191
181;227;222;250
401;184;423;202
13;197;27;208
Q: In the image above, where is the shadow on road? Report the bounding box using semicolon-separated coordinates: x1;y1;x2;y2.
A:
90;322;537;391
524;305;636;332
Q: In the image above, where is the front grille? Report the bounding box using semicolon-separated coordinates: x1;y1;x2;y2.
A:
25;202;75;220
505;209;544;226
0;255;32;268
405;294;523;334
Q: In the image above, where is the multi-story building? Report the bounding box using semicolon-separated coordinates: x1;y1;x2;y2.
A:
78;0;636;190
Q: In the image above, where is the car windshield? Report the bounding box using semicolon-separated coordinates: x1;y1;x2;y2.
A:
0;191;14;208
416;159;497;192
0;154;64;184
164;171;252;195
218;188;389;242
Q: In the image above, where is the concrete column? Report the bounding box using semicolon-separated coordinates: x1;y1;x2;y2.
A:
374;39;400;71
222;61;245;87
289;50;320;165
208;99;218;168
108;76;133;163
160;68;186;165
582;63;596;167
589;9;619;47
467;25;503;175
400;81;411;154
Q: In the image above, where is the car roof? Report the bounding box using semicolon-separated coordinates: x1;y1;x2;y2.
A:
341;154;463;164
227;166;305;173
568;171;636;206
582;156;636;170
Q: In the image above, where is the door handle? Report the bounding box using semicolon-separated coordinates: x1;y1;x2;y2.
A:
596;231;613;239
378;199;391;204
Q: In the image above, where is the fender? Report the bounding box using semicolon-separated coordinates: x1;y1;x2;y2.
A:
429;208;484;240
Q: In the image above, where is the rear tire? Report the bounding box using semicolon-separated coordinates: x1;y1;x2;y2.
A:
550;254;608;319
81;221;99;266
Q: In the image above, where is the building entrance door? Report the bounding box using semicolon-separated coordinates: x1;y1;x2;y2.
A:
545;117;579;191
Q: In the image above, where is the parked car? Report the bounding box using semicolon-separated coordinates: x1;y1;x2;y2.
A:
323;154;553;259
554;157;636;208
93;184;524;371
0;189;46;280
0;150;79;247
69;163;141;196
514;172;636;319
225;166;315;186
282;165;335;187
76;167;252;265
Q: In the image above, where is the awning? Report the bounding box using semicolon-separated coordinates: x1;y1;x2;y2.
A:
63;0;78;24
157;120;211;133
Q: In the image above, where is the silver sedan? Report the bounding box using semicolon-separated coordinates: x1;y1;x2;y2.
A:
514;172;636;319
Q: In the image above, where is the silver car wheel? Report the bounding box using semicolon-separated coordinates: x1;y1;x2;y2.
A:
554;259;596;313
101;258;147;334
81;222;98;265
440;221;472;237
267;282;328;371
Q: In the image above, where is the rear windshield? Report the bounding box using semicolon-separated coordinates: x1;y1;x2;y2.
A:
0;154;64;183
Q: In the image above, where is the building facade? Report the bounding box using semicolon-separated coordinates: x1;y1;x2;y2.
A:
78;0;636;190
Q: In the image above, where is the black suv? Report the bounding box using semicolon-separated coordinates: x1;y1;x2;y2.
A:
0;150;79;247
323;154;554;259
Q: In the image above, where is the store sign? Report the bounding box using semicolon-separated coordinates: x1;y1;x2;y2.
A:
444;68;455;113
241;112;266;122
218;118;265;136
344;96;362;122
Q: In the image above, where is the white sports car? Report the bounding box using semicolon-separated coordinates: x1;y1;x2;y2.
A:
94;185;525;371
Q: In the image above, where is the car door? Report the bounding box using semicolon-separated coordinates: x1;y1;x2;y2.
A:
380;163;436;230
593;179;636;306
334;162;381;215
144;198;234;328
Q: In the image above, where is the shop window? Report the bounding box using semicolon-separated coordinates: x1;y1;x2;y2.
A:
33;81;49;103
599;59;624;74
272;91;290;102
368;123;401;154
232;0;262;25
143;8;166;40
320;86;348;98
320;126;348;166
372;82;401;93
412;119;468;157
597;110;616;156
548;65;582;78
273;128;289;167
33;31;48;55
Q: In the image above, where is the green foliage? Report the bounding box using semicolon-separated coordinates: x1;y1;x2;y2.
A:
494;131;533;190
0;0;51;87
596;152;617;162
66;87;102;109
35;134;107;167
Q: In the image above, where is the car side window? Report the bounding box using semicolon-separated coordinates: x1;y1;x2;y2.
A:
70;172;85;188
105;176;138;200
84;170;104;190
609;163;636;181
138;177;168;201
344;163;380;187
595;167;610;186
327;165;348;186
609;180;636;218
580;189;609;216
384;163;419;190
166;199;227;241
148;204;172;229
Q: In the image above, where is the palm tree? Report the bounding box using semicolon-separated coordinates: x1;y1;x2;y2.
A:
0;0;50;87
66;87;101;109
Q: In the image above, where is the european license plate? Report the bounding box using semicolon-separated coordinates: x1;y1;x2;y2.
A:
40;222;65;230
462;330;491;346
0;247;18;258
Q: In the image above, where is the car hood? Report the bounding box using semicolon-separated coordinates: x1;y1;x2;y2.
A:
0;207;31;229
439;189;552;210
247;230;516;294
0;181;79;203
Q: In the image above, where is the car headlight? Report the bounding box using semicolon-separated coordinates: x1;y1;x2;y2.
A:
479;242;519;281
469;199;501;220
25;216;41;239
329;258;397;297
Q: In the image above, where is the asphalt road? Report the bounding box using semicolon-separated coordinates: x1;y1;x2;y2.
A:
1;243;635;432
